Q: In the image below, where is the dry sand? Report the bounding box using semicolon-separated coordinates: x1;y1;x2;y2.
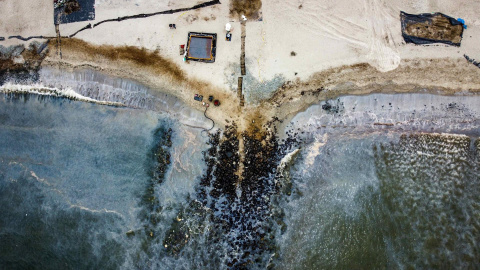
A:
2;0;480;132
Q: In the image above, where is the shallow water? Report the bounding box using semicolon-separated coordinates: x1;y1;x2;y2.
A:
274;133;479;269
37;67;211;129
1;72;479;269
0;94;207;269
274;93;480;269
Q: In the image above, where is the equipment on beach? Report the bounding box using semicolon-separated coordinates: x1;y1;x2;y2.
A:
185;32;217;63
214;100;220;106
194;94;203;101
179;44;185;55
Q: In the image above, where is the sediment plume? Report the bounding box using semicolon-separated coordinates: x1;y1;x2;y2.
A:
137;126;174;260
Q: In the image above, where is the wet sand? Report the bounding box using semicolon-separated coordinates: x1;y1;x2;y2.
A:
2;0;480;133
42;38;480;133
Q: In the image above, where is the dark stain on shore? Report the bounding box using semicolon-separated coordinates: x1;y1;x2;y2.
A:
58;38;218;96
61;38;185;82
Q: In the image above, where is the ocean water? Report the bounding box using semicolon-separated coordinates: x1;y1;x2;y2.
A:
274;94;480;269
1;69;480;269
274;133;479;269
0;94;208;269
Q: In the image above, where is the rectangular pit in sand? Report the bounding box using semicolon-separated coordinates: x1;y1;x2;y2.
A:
400;11;464;46
185;32;217;63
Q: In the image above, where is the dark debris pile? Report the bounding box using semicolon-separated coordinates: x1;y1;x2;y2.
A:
162;119;301;269
0;42;49;85
135;127;173;258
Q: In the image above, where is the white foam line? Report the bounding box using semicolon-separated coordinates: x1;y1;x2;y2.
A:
0;83;125;107
276;148;301;182
69;204;124;217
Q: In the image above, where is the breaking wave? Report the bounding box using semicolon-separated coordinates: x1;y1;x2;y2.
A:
0;82;124;106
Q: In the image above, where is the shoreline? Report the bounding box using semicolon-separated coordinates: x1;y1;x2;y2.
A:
41;38;243;130
2;59;479;137
40;38;480;134
3;0;480;134
2;1;480;268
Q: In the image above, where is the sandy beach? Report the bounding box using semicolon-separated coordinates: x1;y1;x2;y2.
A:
2;1;480;269
1;0;480;132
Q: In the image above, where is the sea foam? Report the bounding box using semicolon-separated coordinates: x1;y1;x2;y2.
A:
0;83;125;106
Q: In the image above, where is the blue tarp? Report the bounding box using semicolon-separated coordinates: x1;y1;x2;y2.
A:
188;37;212;59
457;18;467;29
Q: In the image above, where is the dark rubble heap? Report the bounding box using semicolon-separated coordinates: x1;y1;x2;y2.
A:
162;119;301;269
0;42;49;85
134;127;173;258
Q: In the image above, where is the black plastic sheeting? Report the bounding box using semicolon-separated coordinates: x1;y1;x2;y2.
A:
400;11;464;46
54;0;95;24
8;35;55;41
464;55;480;69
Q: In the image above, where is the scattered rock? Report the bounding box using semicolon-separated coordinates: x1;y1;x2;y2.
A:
0;41;49;84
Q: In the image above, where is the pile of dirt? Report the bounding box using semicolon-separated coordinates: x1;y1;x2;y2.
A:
64;0;81;15
230;0;262;20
